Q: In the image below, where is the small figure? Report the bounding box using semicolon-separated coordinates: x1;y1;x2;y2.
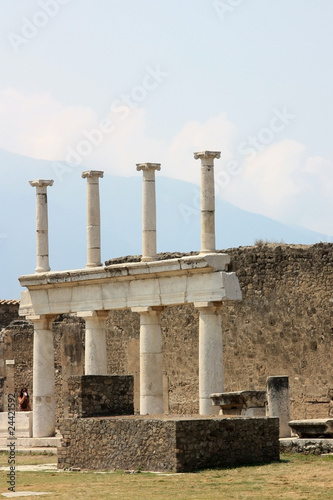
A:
18;387;31;411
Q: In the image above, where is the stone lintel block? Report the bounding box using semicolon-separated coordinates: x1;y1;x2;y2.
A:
211;391;267;409
19;255;241;317
288;419;333;438
19;253;233;288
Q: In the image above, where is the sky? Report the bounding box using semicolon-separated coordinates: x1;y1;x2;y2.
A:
0;0;333;239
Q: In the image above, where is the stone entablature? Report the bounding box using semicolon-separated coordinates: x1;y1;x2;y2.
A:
19;253;240;316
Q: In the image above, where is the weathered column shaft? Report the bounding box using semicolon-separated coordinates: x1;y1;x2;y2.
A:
266;376;291;437
29;180;54;273
32;316;56;437
82;170;104;268
78;311;108;375
194;151;221;254
136;163;161;262
196;303;223;415
133;307;164;414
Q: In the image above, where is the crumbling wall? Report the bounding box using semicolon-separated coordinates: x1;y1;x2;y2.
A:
223;243;333;419
0;300;20;329
2;243;333;421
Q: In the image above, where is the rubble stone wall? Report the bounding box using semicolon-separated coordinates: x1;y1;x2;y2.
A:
58;416;279;472
67;375;134;418
1;243;332;421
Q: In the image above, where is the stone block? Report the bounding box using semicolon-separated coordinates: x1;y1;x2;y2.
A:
288;419;333;438
58;416;279;472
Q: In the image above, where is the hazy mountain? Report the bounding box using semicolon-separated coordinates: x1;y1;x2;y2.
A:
0;148;330;299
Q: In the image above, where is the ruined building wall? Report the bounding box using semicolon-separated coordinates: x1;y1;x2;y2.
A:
0;300;20;329
1;243;332;421
105;243;333;419
223;243;333;419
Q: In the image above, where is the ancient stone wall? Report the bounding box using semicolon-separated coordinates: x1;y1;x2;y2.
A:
58;415;279;472
0;300;20;329
67;375;134;418
104;243;333;419
0;315;84;422
223;243;333;419
1;243;332;421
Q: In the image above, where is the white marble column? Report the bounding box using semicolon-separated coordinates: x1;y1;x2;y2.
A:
29;179;54;273
78;311;108;375
31;315;56;437
194;151;221;255
82;170;104;268
195;302;223;415
136;163;161;262
132;306;164;414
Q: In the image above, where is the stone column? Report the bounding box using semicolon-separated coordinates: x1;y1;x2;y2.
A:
31;315;56;437
266;376;291;437
82;170;104;268
78;311;108;375
136;163;161;262
194;151;221;255
195;302;223;415
29;179;54;273
132;307;164;414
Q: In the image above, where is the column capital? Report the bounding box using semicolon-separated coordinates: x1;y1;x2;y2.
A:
77;310;109;319
194;301;223;312
26;314;57;329
81;170;104;179
194;151;221;162
136;163;161;172
131;306;164;314
29;179;54;188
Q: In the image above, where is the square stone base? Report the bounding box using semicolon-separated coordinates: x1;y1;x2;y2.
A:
58;415;279;472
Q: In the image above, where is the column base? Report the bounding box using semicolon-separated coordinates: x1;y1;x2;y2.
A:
199;398;220;416
140;396;164;415
35;266;50;273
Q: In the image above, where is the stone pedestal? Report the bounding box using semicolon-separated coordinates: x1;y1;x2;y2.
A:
78;311;108;375
267;376;291;437
31;315;56;437
194;151;220;255
82;170;104;268
288;419;333;438
133;307;164;414
196;302;223;415
136;163;161;262
29;179;53;273
211;390;267;416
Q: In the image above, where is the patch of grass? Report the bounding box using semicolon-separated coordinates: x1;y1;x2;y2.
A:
0;453;333;499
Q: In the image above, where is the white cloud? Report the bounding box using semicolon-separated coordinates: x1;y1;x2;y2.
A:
221;140;333;235
0;88;96;159
0;87;332;236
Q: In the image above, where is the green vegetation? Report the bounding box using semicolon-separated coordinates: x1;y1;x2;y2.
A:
0;452;332;499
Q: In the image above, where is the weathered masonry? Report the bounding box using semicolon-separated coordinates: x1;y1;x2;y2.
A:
19;151;241;438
